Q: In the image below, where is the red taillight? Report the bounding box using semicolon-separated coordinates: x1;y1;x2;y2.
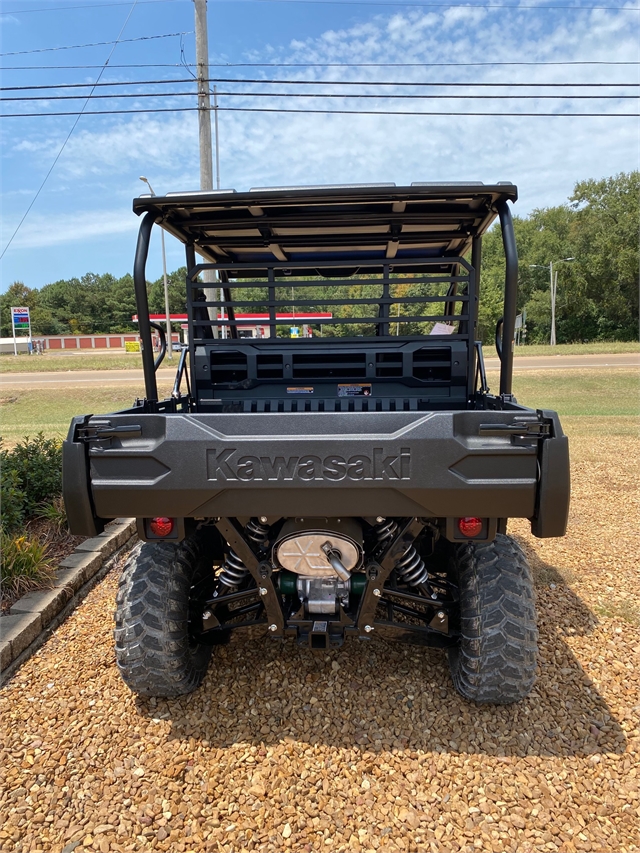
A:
149;517;174;537
458;517;483;538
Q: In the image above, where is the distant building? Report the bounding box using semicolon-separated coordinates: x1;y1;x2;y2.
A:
132;312;333;340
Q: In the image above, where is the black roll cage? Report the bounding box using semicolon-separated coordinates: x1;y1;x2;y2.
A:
132;188;518;407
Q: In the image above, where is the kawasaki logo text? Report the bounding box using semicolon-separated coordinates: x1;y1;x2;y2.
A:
206;448;411;481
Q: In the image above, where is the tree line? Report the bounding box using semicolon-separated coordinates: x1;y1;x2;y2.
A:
477;171;638;343
1;171;637;344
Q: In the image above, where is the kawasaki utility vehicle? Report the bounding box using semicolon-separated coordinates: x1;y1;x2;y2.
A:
63;183;570;703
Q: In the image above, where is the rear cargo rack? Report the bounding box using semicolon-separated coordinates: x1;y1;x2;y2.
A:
185;256;474;343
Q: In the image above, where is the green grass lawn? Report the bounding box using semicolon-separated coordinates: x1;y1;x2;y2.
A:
486;367;639;416
0;352;176;373
482;340;640;360
1;369;637;446
0;383;174;445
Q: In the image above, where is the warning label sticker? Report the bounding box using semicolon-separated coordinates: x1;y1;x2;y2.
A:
338;384;372;397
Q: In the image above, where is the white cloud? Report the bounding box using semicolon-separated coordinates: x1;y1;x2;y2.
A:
441;6;488;29
11;114;200;181
6;209;139;250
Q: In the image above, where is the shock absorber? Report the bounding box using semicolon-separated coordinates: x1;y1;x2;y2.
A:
373;519;435;597
216;518;271;594
394;544;430;587
217;548;248;593
245;518;270;551
373;519;398;549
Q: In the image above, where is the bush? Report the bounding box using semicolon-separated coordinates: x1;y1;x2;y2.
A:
37;496;68;535
0;433;62;533
0;529;55;600
0;465;25;533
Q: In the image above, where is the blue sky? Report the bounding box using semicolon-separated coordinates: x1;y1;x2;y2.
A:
1;0;638;290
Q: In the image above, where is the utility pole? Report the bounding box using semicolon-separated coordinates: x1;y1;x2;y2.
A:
549;262;556;347
529;258;574;347
194;0;213;192
193;0;218;336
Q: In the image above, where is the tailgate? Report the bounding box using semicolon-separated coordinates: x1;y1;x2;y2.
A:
64;409;568;528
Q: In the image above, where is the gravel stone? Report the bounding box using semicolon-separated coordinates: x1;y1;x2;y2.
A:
0;423;639;853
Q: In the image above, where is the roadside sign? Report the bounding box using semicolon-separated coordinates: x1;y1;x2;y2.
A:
11;307;30;329
10;306;32;356
515;311;527;345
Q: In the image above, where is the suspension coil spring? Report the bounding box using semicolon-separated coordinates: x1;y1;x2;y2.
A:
373;519;430;589
217;518;271;593
394;544;429;587
218;549;249;592
245;518;271;551
374;519;398;548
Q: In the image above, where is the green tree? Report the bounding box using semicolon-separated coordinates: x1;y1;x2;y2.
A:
38;272;133;334
105;274;138;332
477;172;639;344
0;282;40;338
148;267;189;317
569;171;639;341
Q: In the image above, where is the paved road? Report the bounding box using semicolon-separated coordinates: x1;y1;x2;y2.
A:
0;352;637;388
0;368;174;389
484;352;639;371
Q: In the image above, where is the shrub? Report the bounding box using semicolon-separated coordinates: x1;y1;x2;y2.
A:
0;530;56;600
0;465;25;533
1;433;62;533
37;496;68;535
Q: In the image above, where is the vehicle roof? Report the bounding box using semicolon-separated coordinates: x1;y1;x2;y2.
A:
133;182;517;273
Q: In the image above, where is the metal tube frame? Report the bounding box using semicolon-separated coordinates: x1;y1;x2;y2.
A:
497;201;518;399
134;211;160;405
184;257;475;339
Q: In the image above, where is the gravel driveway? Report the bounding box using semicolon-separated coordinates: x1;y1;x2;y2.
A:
1;418;639;853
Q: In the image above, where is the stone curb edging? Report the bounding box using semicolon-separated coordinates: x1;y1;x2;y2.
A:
0;519;138;685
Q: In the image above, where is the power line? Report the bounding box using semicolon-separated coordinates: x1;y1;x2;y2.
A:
4;0;640;12
0;64;195;69
2;61;639;70
0;32;192;57
208;77;640;86
2;0;173;10
165;0;640;8
208;60;640;66
2;105;636;117
2;78;638;90
4;91;637;101
0;1;140;260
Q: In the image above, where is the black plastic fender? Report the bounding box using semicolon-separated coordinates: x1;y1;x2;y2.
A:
62;416;107;537
531;410;570;538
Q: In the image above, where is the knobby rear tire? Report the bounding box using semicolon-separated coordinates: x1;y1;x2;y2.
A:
448;533;538;705
114;537;213;698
